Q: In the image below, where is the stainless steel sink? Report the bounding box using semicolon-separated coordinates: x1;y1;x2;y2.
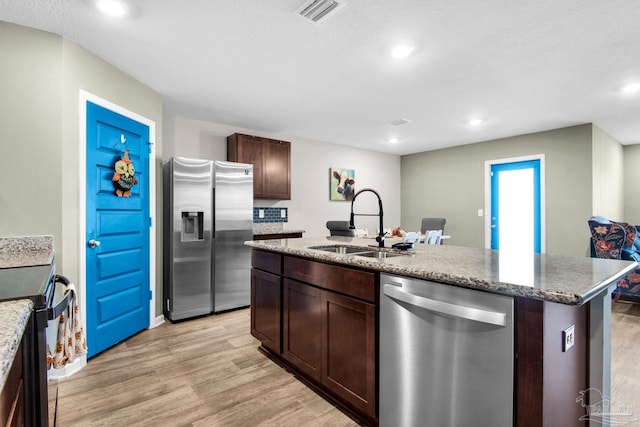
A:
308;245;407;258
308;245;372;254
354;251;403;259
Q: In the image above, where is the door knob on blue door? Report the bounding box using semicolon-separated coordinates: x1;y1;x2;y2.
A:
88;239;101;248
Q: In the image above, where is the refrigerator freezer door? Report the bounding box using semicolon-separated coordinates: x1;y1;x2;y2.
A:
213;161;253;312
168;157;213;320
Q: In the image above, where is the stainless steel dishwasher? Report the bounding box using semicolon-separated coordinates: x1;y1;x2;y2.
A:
380;273;514;427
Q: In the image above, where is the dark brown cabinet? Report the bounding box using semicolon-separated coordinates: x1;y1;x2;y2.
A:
227;133;291;200
0;342;24;427
283;279;322;380
251;249;378;424
282;276;376;418
322;290;376;418
250;252;378;425
251;269;282;354
250;250;283;355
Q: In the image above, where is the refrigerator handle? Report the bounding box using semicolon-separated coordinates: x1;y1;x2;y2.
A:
212;187;215;235
382;283;507;327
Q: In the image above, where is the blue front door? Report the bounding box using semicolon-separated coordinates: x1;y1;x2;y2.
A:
490;159;541;253
86;101;150;357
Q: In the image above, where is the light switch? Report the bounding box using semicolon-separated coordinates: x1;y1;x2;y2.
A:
477;209;483;217
258;209;264;219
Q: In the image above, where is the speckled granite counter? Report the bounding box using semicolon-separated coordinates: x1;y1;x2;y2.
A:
0;235;54;268
245;236;637;305
0;300;33;392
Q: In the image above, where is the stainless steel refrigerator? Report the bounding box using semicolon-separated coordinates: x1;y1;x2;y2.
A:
163;157;253;321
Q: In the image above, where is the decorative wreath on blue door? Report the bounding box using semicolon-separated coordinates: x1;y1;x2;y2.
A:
112;149;137;197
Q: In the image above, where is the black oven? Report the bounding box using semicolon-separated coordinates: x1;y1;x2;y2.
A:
0;264;72;426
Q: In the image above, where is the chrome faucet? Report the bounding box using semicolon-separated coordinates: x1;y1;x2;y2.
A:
349;188;386;248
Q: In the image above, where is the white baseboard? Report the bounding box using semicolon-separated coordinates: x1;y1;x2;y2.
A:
151;315;165;329
47;356;86;380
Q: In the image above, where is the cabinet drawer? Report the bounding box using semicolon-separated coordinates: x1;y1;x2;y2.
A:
252;250;282;275
284;256;376;303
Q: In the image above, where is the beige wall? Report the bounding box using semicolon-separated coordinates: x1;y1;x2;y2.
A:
401;125;594;256
624;144;640;225
592;125;624;221
163;115;402;236
0;23;63;250
1;22;163;315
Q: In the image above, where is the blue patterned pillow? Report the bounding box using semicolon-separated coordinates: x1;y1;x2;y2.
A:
613;221;637;249
588;220;626;259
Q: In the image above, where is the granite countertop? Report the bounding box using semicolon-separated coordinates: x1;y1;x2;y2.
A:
0;300;33;392
0;235;54;268
245;236;637;305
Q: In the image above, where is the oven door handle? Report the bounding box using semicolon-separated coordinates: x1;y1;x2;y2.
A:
48;274;73;320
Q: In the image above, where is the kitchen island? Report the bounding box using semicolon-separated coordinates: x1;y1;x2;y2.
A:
246;236;636;427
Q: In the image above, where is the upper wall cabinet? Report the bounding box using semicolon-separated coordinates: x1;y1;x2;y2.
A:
227;133;291;200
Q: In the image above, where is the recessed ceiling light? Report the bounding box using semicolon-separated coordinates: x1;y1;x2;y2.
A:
622;82;640;94
391;44;414;60
388;137;399;144
469;118;483;126
97;0;127;17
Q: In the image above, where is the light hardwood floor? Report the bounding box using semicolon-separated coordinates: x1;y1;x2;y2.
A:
611;300;640;425
52;303;640;426
53;309;358;427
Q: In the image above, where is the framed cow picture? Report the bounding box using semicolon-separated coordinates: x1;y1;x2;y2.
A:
330;167;355;201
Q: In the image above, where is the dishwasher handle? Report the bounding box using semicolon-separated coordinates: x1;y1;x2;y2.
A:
383;283;507;327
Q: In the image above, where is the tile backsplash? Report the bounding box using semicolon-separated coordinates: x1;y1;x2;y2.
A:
253;207;288;223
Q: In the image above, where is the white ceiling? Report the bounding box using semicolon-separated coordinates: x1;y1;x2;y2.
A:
2;0;640;155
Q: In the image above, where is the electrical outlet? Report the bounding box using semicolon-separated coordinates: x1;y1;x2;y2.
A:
258;209;264;219
281;209;286;219
562;325;575;352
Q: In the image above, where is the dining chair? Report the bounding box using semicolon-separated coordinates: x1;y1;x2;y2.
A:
326;220;356;237
420;217;446;235
424;230;443;245
403;232;420;244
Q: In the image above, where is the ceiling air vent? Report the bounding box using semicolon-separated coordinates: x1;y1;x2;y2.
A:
296;0;345;24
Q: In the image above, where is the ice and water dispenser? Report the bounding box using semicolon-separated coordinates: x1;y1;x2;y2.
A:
181;211;204;241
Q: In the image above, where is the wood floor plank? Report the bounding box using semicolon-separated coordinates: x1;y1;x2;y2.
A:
53;309;359;426
610;300;640;423
52;304;639;426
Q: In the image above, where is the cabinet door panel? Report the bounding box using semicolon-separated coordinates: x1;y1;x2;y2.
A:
264;140;290;200
322;290;376;417
228;134;264;198
240;136;264;198
251;268;282;353
283;279;322;381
